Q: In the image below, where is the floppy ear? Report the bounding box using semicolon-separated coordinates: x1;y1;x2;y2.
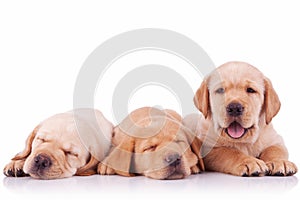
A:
264;77;281;124
12;125;39;161
182;127;205;171
194;79;210;118
76;155;99;176
189;136;205;171
100;127;135;177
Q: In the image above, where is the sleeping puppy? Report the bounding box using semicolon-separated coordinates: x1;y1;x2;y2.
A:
98;107;204;180
3;109;113;179
184;61;297;176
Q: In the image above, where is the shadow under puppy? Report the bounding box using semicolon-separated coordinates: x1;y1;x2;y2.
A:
98;107;204;180
184;61;297;177
4;109;113;179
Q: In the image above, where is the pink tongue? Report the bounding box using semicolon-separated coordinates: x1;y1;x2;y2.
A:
227;122;245;138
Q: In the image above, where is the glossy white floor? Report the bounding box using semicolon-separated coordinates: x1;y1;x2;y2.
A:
2;172;299;200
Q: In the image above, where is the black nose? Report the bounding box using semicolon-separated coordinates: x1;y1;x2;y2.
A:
226;103;244;117
34;154;52;169
165;153;181;167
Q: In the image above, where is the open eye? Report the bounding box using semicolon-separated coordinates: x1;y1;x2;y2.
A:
143;145;157;152
216;88;225;94
246;87;256;93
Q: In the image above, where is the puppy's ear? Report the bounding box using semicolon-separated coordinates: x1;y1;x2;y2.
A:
12;125;40;161
182;127;205;172
264;77;281;124
76;156;99;176
100;127;135;177
189;136;205;171
194;79;210;118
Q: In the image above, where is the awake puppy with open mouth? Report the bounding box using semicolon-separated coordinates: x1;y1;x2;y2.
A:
184;61;297;177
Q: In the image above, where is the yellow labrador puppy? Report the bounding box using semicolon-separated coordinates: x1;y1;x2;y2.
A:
98;107;204;180
184;61;297;176
4;109;113;179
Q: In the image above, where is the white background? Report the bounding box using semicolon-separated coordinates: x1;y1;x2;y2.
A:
1;0;300;199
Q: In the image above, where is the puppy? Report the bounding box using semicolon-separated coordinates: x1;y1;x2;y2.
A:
4;109;113;179
184;61;297;176
98;107;204;180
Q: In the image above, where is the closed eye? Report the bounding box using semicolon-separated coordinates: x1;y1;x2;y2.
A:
175;139;186;143
65;151;78;157
36;137;46;143
143;145;157;152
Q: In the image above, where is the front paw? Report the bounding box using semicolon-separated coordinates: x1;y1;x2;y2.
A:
97;163;116;175
233;157;268;177
3;160;28;177
190;165;201;174
266;160;297;176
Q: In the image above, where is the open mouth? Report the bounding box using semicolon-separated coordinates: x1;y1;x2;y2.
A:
224;121;253;139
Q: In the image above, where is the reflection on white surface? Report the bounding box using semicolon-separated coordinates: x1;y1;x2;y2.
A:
2;172;298;198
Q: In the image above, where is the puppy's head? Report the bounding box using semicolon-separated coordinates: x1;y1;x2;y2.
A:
194;61;280;143
22;109;112;179
102;107;204;180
